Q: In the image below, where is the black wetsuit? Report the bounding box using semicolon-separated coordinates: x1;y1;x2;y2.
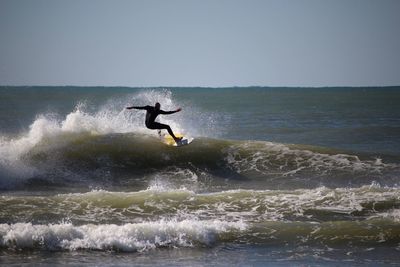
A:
132;105;179;139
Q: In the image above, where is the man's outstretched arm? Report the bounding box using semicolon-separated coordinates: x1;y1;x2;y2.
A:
159;108;182;115
126;105;149;110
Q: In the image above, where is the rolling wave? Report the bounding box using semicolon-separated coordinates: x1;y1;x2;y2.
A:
1;185;399;225
1;217;399;252
1;131;398;190
0;219;246;252
1;186;399;252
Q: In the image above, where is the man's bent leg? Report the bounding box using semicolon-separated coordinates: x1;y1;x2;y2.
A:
164;125;177;139
149;123;181;141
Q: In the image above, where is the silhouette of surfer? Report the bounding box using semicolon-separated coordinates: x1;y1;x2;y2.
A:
126;102;182;143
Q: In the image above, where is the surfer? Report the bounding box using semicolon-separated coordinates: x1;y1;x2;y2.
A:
126;102;183;143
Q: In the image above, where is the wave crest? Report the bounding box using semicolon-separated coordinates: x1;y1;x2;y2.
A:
0;219;246;252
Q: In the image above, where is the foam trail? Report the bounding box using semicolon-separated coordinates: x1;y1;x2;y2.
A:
225;141;396;176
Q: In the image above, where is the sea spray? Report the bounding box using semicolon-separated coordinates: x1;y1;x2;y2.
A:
0;89;220;187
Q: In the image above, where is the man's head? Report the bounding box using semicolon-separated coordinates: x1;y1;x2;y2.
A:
155;102;161;110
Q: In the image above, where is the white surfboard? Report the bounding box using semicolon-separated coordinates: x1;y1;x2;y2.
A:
161;133;193;147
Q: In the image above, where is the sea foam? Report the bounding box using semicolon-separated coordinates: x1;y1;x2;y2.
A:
0;219;246;251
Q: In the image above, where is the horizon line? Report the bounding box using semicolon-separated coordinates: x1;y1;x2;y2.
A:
1;84;400;89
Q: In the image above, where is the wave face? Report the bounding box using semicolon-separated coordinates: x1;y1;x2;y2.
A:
1;132;399;190
1;87;400;265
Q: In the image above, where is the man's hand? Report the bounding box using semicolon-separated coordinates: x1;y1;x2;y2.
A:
176;108;182;112
126;107;133;110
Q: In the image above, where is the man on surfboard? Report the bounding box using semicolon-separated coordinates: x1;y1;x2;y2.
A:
126;102;183;143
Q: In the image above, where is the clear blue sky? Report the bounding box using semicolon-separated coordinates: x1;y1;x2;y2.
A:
1;0;399;87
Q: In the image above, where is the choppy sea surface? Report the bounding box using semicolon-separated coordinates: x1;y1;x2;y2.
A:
0;86;399;266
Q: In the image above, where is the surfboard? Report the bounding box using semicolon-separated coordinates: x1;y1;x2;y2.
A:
161;133;193;147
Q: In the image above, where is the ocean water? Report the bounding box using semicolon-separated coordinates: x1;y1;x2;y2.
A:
0;86;399;266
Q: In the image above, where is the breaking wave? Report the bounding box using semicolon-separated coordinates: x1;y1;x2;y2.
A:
0;219;246;252
0;89;398;190
1;185;399;225
1;184;399;252
0;132;398;190
1;216;399;252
